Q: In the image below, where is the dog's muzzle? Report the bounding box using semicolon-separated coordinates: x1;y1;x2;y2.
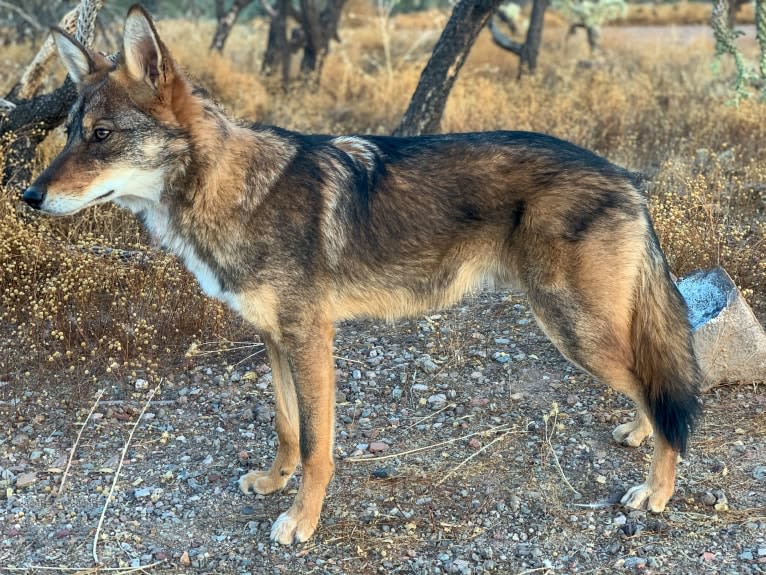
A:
22;185;46;209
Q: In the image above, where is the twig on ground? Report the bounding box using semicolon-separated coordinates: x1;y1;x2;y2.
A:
332;355;367;365
543;402;581;496
571;501;616;509
3;563;163;573
402;402;456;430
233;347;267;367
515;567;554;575
92;383;160;564
98;400;176;406
189;342;264;356
346;423;522;462
58;388;104;497
436;429;512;485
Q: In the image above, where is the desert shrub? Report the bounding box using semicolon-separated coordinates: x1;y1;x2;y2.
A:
1;13;764;395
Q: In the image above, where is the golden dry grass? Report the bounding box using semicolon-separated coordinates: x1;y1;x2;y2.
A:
619;1;755;26
1;10;764;392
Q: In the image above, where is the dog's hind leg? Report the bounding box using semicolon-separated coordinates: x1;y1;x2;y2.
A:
587;362;677;512
239;335;300;496
270;317;336;545
527;292;679;511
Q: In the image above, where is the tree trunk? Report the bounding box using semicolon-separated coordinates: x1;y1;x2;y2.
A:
489;0;549;78
1;0;103;188
210;0;254;53
298;0;321;74
298;0;346;77
520;0;547;74
262;0;290;85
2;80;77;188
727;0;748;27
394;0;503;137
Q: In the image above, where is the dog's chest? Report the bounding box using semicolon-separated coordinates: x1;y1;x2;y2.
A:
127;200;242;312
165;233;241;312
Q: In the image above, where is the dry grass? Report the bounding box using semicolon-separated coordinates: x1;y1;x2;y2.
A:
1;11;765;394
618;1;755;26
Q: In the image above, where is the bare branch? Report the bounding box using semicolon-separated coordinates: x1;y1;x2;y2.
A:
0;0;43;31
261;0;278;18
10;0;101;101
494;7;518;34
488;16;522;55
75;0;105;47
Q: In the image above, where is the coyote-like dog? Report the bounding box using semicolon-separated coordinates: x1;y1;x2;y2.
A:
23;4;700;545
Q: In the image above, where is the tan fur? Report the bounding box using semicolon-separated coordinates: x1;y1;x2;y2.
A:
239;335;300;495
235;286;282;337
328;244;503;321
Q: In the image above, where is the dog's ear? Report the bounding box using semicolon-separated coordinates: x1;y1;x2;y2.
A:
123;4;173;90
52;27;110;85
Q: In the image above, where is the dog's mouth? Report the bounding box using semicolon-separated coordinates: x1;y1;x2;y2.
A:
38;189;116;216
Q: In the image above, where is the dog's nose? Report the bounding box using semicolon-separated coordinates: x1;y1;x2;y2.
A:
22;185;46;209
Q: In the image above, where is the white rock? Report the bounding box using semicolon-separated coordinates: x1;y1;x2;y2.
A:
677;267;766;390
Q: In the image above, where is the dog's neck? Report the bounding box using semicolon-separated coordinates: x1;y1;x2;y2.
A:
112;96;297;296
115;196;172;245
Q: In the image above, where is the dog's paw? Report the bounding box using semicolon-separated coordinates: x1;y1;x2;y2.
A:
621;483;669;513
270;509;318;545
238;470;288;496
612;420;652;448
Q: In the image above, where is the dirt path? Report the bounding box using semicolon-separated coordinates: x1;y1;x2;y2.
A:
601;24;757;48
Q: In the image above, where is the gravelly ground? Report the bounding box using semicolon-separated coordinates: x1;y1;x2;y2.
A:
1;291;765;574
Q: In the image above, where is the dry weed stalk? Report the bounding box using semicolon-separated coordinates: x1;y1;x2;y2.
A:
435;427;513;486
92;383;160;564
543;402;580;496
3;564;163;573
346;423;522;463
57;388;104;497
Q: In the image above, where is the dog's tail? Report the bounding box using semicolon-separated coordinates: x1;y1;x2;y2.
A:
632;224;701;454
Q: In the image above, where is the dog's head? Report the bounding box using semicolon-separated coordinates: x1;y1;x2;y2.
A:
22;4;191;215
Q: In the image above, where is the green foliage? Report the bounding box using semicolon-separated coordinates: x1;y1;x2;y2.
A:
551;0;627;28
711;0;766;102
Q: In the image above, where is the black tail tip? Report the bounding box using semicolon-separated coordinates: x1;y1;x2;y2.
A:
652;389;702;454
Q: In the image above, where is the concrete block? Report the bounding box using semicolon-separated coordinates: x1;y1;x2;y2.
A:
677;267;766;390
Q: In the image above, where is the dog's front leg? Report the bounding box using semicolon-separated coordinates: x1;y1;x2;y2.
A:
239;335;300;495
270;317;336;545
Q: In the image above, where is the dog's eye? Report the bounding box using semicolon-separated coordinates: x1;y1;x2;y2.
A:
92;128;112;142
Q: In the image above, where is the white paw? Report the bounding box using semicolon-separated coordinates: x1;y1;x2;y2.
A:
621;483;668;513
270;510;315;545
612;422;652;447
239;470;286;496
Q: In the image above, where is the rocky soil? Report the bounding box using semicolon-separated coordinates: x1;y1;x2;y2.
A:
2;291;765;574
